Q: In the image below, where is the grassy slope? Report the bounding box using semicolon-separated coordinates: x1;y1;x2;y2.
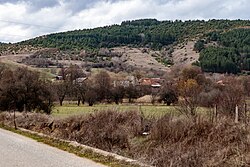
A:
0;60;56;79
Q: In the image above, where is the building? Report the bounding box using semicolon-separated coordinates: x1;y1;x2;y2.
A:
139;78;165;88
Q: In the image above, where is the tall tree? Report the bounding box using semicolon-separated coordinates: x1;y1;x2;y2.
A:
177;79;202;121
94;70;111;102
0;67;53;114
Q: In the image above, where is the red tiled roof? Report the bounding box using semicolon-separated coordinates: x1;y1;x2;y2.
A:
139;78;164;86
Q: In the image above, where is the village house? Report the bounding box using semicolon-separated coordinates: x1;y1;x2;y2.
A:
139;78;165;88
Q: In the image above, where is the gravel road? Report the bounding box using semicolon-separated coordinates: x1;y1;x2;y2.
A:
0;128;106;167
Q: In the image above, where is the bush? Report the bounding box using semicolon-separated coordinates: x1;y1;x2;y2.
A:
72;110;142;151
132;115;249;166
1;110;143;152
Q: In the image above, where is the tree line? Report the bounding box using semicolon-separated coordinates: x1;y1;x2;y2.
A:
0;64;249;122
19;19;250;51
197;28;250;74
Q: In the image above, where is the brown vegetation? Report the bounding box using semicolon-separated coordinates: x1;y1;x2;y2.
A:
0;66;53;113
0;57;250;166
1;111;250;167
133;115;250;167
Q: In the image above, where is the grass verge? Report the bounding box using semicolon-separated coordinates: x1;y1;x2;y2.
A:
0;124;141;167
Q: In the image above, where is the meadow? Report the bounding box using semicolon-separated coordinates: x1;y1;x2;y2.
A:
52;103;174;117
51;103;210;118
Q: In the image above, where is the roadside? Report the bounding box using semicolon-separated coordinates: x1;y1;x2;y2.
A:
0;124;146;167
0;127;106;167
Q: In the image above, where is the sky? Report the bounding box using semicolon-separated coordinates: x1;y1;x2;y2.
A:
0;0;249;43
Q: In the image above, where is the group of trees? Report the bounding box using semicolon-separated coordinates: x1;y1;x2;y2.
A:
0;64;143;113
20;19;250;51
156;66;249;121
199;47;240;74
0;65;53;114
162;67;249;123
53;66;142;106
197;28;250;74
0;64;249;122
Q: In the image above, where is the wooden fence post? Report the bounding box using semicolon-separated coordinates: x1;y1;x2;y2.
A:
245;103;248;124
235;105;239;123
213;104;217;122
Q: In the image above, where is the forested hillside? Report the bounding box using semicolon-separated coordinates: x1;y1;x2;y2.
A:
20;19;250;51
1;19;250;74
198;28;250;73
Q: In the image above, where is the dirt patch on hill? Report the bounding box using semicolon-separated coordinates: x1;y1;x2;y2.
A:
0;44;198;76
111;47;170;73
172;41;199;67
0;54;31;62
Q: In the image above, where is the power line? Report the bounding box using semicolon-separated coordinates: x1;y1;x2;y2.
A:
0;19;59;30
0;33;30;38
0;19;62;42
0;19;73;42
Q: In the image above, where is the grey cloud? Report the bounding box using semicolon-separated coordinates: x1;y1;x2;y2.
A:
0;0;19;3
0;0;249;43
63;0;97;13
27;0;59;9
0;0;126;14
0;0;59;10
62;0;125;14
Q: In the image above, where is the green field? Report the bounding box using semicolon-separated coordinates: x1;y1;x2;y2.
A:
52;96;250;118
52;103;211;118
52;103;179;118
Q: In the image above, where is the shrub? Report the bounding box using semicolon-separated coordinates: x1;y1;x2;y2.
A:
72;110;142;151
1;111;250;167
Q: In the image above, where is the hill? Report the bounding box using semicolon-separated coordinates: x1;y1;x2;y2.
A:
198;28;250;74
20;19;250;51
1;19;250;75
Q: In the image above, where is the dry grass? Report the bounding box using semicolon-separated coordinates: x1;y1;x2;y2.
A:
131;115;250;166
111;47;170;72
51;110;143;152
172;41;199;67
1;110;144;152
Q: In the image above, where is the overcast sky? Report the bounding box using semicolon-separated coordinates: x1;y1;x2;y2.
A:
0;0;249;43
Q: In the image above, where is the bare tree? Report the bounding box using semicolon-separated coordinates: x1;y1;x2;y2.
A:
72;82;87;106
219;79;245;118
125;84;139;103
55;65;87;106
94;70;111;102
181;66;202;81
84;80;97;106
159;82;178;106
54;81;69;106
110;85;125;104
0;67;54;128
177;79;202;121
